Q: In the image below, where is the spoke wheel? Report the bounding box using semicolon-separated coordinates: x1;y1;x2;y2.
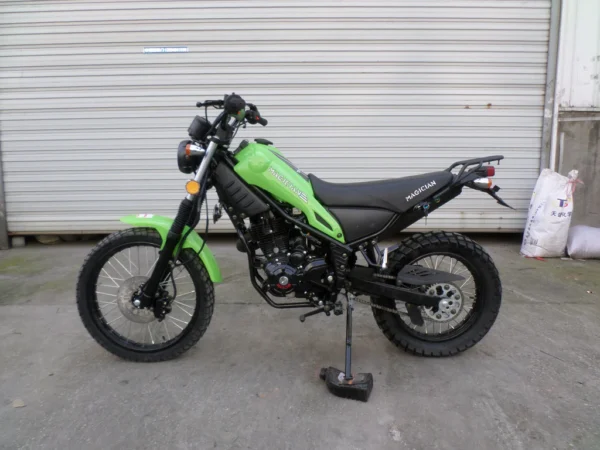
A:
77;228;215;361
95;244;198;349
394;253;479;341
371;232;501;357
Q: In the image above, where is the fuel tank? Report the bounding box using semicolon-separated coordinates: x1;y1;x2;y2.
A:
233;142;345;242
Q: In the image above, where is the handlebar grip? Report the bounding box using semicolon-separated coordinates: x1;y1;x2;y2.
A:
245;109;267;126
196;100;224;108
224;94;246;114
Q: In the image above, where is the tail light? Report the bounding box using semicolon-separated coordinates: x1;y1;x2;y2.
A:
486;166;495;177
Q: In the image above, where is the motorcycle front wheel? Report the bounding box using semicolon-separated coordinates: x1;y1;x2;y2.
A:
371;231;501;357
76;228;215;362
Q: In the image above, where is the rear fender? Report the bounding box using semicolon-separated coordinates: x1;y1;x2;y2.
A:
120;214;222;283
464;183;515;210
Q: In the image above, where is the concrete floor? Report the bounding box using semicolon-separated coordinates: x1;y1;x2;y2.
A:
0;235;599;450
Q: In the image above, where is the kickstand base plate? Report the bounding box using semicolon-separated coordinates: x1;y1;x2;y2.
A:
319;366;373;402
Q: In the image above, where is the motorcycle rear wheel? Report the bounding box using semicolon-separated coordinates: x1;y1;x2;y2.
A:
371;231;501;357
77;228;214;362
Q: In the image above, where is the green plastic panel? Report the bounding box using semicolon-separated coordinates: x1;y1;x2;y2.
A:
120;214;222;283
233;142;345;242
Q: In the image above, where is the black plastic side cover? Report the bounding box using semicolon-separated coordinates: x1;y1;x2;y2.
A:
329;208;395;243
212;163;269;217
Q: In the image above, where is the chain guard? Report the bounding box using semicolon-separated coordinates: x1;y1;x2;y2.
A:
367;272;412;316
361;273;423;318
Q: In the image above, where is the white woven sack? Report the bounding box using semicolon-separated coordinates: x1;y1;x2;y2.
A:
567;225;600;259
521;169;579;257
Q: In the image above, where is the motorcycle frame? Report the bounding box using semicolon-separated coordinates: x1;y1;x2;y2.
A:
139;112;506;312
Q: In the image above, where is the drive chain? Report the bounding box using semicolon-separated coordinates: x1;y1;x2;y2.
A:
354;273;408;315
351;273;430;316
373;273;396;281
353;295;408;316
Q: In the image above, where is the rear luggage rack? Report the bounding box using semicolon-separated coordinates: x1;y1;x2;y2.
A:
446;155;504;184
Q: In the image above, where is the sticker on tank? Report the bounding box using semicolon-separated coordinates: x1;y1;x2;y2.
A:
268;167;308;203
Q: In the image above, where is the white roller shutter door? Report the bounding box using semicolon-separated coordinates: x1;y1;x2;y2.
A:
0;1;550;233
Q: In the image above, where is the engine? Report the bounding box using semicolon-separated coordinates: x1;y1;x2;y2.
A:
248;213;331;299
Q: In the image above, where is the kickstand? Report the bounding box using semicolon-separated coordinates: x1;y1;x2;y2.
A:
344;292;354;381
320;291;374;402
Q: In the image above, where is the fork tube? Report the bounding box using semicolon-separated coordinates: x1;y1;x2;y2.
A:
140;198;194;306
186;139;219;201
186;117;236;199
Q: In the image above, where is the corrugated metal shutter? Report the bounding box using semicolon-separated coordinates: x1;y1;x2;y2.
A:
0;0;550;234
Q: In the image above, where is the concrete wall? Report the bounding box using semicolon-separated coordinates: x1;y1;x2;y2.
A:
557;0;600;109
554;1;600;228
558;112;600;227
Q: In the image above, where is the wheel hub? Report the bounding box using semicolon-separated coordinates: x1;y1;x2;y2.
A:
116;275;156;324
423;283;463;322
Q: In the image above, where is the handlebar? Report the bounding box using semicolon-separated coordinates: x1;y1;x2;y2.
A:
223;94;246;115
196;100;223;108
196;93;267;127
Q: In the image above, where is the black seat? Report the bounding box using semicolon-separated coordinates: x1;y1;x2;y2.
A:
308;171;454;214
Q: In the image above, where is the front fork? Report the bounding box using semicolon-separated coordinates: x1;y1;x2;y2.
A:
137;119;234;313
136;197;196;313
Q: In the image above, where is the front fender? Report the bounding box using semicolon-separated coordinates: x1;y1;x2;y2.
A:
120;214;222;283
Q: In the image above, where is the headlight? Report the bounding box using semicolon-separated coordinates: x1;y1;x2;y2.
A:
177;140;205;174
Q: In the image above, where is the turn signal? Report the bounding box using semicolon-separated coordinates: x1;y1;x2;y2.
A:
186;180;200;195
473;178;493;189
185;143;204;157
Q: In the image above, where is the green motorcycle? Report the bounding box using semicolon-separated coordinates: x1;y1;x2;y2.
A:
77;94;510;401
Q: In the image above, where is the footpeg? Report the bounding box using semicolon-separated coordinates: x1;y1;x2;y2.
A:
333;299;344;316
319;367;373;402
299;306;325;322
